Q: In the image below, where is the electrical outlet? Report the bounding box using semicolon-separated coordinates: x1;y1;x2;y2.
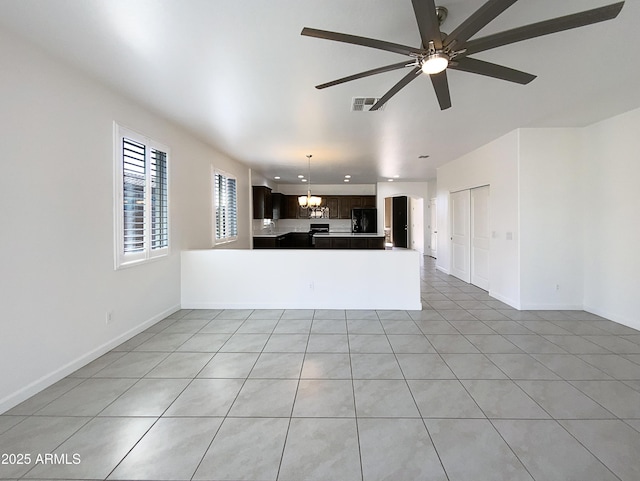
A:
105;311;113;325
555;284;560;291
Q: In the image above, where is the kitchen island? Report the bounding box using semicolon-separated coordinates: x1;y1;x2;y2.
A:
312;232;385;249
253;231;311;249
253;231;385;249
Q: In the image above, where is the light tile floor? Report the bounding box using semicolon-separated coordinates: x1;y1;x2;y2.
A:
2;257;640;480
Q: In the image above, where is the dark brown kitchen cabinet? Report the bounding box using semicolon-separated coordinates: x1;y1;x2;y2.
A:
314;236;385;249
252;186;272;219
314;237;331;249
338;196;370;218
350;237;368;249
338;197;352;219
361;195;376;208
279;194;376;219
271;193;285;220
367;237;385;249
284;195;299;219
331;238;350;249
287;232;311;248
325;197;340;218
253;234;287;249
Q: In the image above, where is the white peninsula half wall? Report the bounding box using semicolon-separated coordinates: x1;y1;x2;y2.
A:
181;249;422;310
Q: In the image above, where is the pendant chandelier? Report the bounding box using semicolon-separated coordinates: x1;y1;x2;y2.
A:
298;154;322;208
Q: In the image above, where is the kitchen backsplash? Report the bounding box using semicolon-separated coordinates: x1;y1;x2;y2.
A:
253;219;351;234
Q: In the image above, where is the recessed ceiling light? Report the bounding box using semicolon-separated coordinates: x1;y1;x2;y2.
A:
388;179;394;182
344;179;350;182
344;175;351;178
301;179;307;182
298;175;305;178
274;176;281;180
393;175;400;178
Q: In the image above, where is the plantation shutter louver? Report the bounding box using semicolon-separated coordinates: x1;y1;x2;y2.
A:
151;148;168;250
214;171;238;242
122;138;146;253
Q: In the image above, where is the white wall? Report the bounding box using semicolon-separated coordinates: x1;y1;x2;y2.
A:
518;129;584;309
410;197;425;254
582;108;640;329
436;115;640;326
426;179;437;256
376;182;430;253
182;250;422;310
436;131;520;307
251;171;276;190
0;29;251;412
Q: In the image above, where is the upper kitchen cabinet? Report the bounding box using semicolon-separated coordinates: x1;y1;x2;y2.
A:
325;197;340;219
271;193;285;220
361;195;376;208
270;194;376;219
338;196;376;219
252;186;272;219
284;195;299;219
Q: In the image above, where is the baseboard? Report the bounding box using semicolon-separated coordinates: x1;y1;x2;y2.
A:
488;291;520;310
583;304;640;331
519;303;584;311
435;265;450;275
0;304;180;415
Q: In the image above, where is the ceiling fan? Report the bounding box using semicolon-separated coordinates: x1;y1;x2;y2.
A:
301;0;625;110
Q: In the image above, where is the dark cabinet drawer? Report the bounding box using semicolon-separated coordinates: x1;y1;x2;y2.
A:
331;238;350;249
350;237;368;249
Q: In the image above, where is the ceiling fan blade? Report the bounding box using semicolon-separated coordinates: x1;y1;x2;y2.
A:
411;0;443;49
443;0;518;50
430;70;452;110
301;27;424;57
449;57;536;84
370;66;422;111
463;2;625;55
315;61;414;89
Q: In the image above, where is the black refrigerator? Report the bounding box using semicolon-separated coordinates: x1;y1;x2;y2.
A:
352;208;377;233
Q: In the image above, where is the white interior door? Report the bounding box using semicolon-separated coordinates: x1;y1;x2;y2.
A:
471;186;490;290
429;197;437;258
450;190;471;282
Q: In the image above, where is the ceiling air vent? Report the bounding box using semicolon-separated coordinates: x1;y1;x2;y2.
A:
351;97;385;112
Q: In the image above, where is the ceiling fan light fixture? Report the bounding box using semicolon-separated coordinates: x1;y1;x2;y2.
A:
421;53;449;75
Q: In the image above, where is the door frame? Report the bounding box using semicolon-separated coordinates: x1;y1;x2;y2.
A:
429;197;437;258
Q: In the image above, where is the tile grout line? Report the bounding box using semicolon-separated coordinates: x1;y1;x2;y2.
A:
274;310;314;481
381;317;452;481
347;311;365;481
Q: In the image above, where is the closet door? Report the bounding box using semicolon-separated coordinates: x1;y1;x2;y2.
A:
471;186;490;290
450;190;471;282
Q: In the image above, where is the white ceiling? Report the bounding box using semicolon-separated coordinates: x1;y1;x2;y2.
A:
1;0;639;184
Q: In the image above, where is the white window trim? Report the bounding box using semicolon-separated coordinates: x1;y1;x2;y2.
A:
114;122;170;269
212;166;238;246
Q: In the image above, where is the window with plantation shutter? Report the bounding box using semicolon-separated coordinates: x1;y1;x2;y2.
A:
213;170;238;244
114;123;169;268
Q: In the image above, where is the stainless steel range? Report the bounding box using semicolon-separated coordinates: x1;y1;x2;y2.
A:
309;223;329;247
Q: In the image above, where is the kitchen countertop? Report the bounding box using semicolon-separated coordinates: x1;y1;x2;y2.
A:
253;231;383;238
313;232;384;237
253;230;308;238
